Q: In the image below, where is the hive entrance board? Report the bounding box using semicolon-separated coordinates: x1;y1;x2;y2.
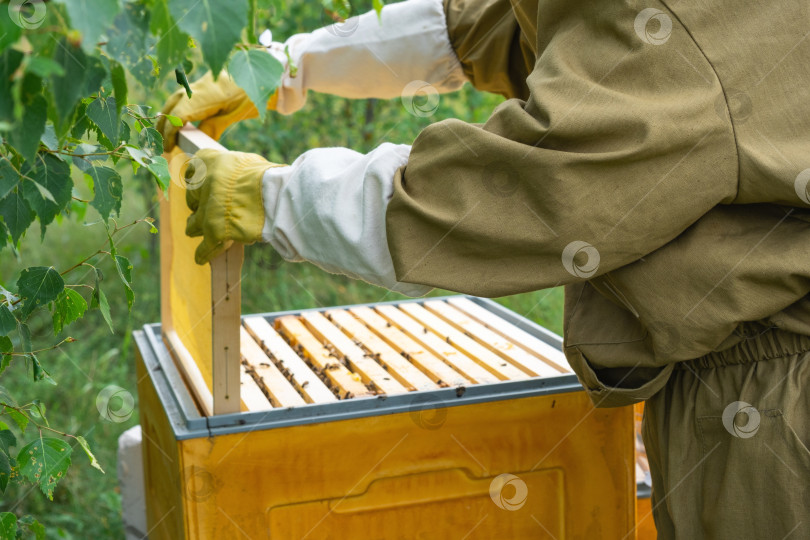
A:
237;300;571;411
162;127;570;417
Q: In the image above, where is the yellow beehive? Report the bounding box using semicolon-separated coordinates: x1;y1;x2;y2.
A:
133;127;651;539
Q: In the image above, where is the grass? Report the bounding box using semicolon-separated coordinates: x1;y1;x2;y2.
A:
0;76;564;539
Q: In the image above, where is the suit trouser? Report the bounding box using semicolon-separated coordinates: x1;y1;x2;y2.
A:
643;327;810;539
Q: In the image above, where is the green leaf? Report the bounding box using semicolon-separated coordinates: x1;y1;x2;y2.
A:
150;0;188;70
0;337;11;375
164;114;183;127
20;153;73;231
76;435;104;473
87;165;123;221
138;127;164;157
0;386;16;406
91;286;114;334
17;436;72;500
55;0;120;54
0;159;19;200
105;1;154;83
0;50;23;124
114;255;134;311
0;512;16;539
18;516;45;540
26;57;66;79
87;97;120;147
229;49;283;121
51;39;88;126
71;144;106;172
11;94;47;163
0;430;15;456
0;306;15;337
0;286;17;307
0;11;22;51
170;0;248;77
0;191;35;245
40;124;58;151
17;321;31;354
30;354;55;385
0;452;11;494
83;55;109;97
126;147;170;191
110;60;127;117
372;0;385;17
5;408;28;434
52;289;88;335
16;266;65;321
247;0;257;44
174;66;192;98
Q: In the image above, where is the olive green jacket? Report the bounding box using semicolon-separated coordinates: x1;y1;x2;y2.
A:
385;0;810;407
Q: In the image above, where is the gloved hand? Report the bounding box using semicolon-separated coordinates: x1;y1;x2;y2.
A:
157;71;279;152
184;149;285;264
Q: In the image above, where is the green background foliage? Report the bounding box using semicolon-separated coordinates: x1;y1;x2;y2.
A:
0;0;563;536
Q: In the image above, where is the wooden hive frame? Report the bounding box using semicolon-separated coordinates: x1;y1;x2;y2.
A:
161;126;576;418
161;126;245;416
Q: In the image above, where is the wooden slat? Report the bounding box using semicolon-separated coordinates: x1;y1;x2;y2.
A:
300;312;407;395
163;330;213;416
349;306;468;387
243;316;337;404
275;316;372;399
210;245;243;414
447;297;570;373
326;309;438;392
372;305;499;385
239;363;273;412
240;327;306;408
161;127;245;417
397;303;529;381
423;300;560;377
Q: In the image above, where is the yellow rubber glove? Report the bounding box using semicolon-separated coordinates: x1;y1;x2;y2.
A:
157;71;279;152
184;149;286;264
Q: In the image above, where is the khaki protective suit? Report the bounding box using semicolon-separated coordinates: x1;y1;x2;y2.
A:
384;0;810;536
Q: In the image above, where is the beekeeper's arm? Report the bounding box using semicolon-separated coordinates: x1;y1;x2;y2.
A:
159;0;470;149
185;0;737;299
181;0;526;296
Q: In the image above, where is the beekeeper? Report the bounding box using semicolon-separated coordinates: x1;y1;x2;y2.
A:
158;0;810;537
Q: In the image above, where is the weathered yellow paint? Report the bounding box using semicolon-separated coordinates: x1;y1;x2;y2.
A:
139;373;638;539
636;495;657;539
135;347;187;540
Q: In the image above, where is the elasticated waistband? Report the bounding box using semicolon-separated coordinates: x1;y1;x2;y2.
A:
677;324;810;371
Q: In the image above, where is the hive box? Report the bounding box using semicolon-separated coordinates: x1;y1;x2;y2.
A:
134;295;639;539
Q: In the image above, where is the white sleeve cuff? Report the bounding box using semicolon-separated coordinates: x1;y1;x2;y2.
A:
260;144;433;297
267;0;467;114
